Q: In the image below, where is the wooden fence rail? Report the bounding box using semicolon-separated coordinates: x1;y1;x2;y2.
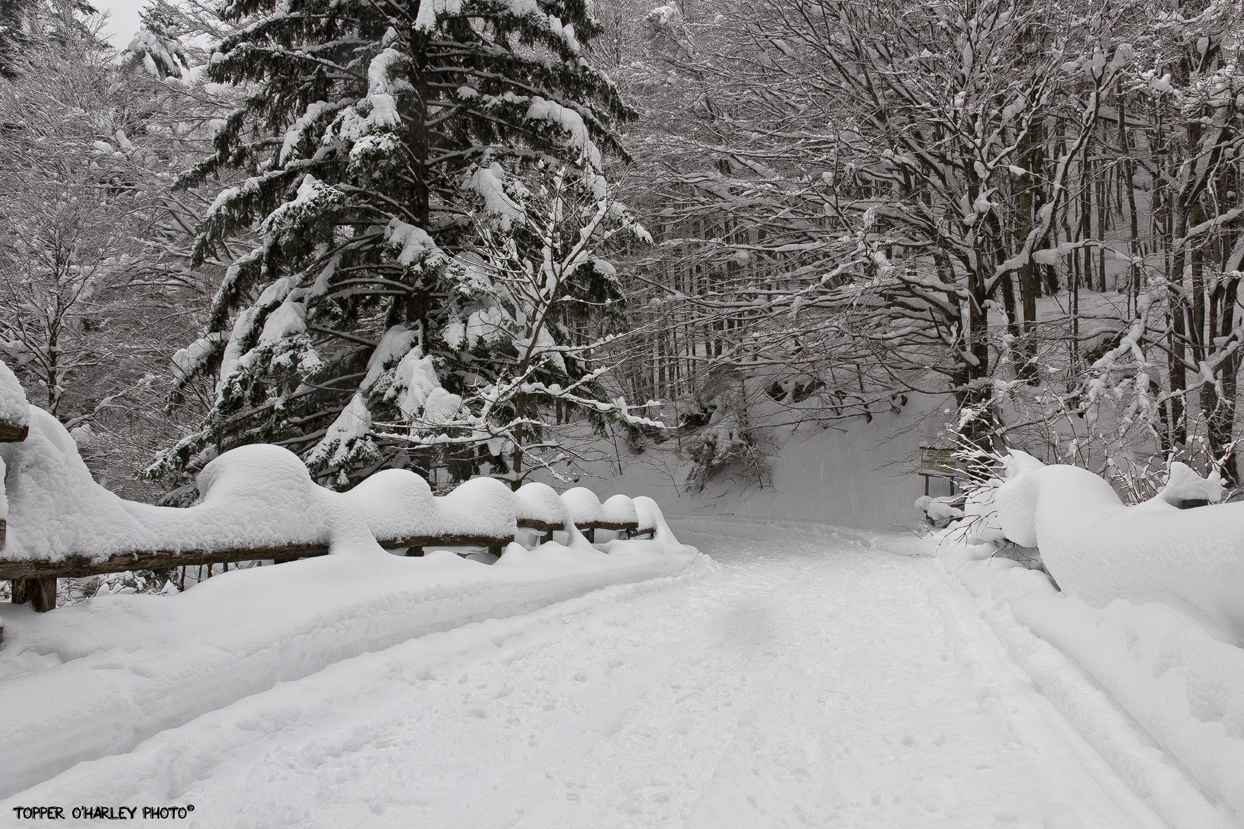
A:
3;519;647;612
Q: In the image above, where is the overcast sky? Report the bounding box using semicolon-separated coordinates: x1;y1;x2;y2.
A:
95;0;145;50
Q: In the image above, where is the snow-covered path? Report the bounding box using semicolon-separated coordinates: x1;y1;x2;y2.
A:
8;519;1174;828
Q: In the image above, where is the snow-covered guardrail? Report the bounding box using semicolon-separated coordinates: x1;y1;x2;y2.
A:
0;363;664;613
994;453;1244;648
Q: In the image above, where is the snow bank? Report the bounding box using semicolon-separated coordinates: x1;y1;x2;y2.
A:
928;541;1244;827
0;533;700;799
995;459;1244;647
923;454;1244;824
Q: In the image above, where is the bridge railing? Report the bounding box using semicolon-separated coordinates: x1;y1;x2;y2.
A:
0;365;661;613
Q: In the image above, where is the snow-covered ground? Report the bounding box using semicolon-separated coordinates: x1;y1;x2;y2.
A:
4;518;1225;828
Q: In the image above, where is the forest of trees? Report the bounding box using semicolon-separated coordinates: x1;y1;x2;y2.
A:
2;0;1242;502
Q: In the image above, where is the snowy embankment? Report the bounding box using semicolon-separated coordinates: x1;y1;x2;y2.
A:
0;537;700;800
925;455;1244;826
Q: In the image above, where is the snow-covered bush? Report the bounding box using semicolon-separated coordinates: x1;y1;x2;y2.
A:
678;371;771;493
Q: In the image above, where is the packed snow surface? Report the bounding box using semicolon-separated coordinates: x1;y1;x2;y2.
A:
0;526;695;800
2;519;1218;827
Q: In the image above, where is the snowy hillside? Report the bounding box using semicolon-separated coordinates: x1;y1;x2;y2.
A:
545;398;951;533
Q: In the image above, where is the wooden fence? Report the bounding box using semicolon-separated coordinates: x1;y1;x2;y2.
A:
0;412;653;613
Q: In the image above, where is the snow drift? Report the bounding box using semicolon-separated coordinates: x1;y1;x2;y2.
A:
994;455;1244;648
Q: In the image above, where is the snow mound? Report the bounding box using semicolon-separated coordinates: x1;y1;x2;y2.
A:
0;361;28;431
1;408;158;562
340;468;437;540
600;493;638;525
514;482;569;526
995;459;1244;647
435;476;516;538
561;486;602;525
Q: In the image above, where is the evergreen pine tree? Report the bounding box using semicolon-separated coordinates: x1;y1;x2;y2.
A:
152;0;646;493
121;0;188;80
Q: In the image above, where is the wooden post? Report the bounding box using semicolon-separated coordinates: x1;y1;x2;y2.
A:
0;423;28;443
29;577;56;612
488;543;502;558
12;577;56;611
584;527;595;543
406;546;424;557
541;530;553;544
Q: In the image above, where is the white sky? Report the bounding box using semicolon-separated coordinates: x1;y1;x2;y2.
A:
94;0;146;50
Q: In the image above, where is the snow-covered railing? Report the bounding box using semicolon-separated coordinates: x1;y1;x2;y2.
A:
0;364;668;613
992;453;1244;648
0;362;30;551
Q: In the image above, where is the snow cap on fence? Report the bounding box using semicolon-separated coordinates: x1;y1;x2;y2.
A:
184;443;342;549
514;481;570;526
341;468;437;540
435;476;517;537
996;454;1244;647
0;361;29;435
1156;462;1224;507
600;494;638;525
633;496;674;543
0;407;156;561
0;364;683;570
561;487;602;525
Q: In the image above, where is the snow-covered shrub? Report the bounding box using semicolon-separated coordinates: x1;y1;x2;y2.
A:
678;371;771;493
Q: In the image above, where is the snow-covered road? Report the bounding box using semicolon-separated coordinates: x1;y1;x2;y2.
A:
8;519;1178;827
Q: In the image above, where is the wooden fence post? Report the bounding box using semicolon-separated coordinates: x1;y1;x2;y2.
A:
12;577;56;612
